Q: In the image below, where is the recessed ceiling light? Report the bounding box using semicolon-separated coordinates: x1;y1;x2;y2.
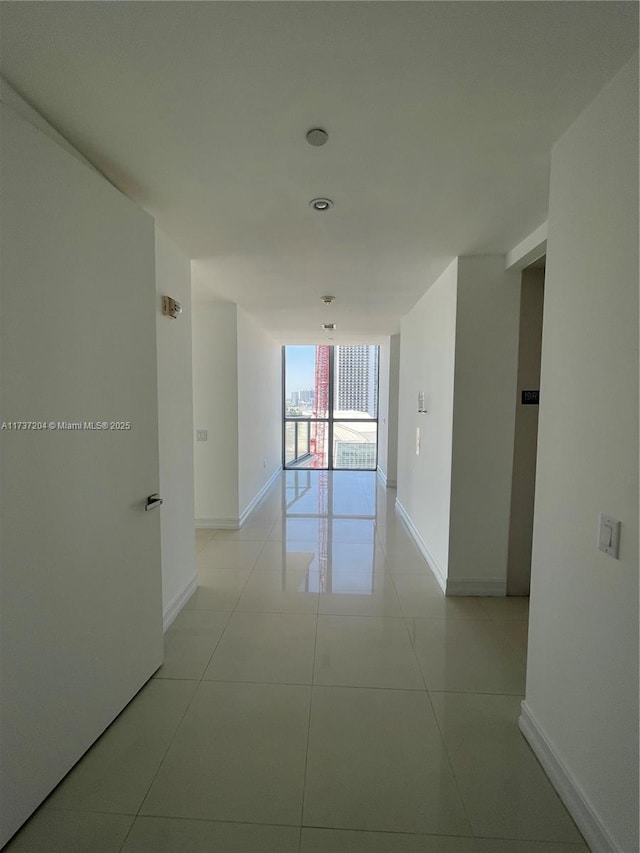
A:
310;198;333;211
306;128;328;147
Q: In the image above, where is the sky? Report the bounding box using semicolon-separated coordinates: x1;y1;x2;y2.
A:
284;346;317;396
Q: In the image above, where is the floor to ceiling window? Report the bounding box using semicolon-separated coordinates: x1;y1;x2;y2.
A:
283;345;379;471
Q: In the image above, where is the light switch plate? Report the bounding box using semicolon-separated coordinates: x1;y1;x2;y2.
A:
196;429;208;442
598;513;621;559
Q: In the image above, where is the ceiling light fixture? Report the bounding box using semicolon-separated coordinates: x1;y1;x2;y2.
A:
309;197;333;211
306;128;328;146
322;323;336;331
320;295;336;306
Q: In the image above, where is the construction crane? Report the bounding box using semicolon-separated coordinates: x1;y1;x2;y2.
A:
311;345;330;467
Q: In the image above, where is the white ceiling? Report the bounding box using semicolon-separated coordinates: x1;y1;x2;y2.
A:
1;2;637;343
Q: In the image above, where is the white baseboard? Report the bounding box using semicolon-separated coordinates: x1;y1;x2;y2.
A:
195;517;239;529
394;499;506;597
238;466;282;527
163;571;198;632
446;578;506;596
519;701;622;853
195;468;282;531
395;498;448;593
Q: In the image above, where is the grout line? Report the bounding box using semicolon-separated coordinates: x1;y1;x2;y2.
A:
133;539;274;833
299;598;321;829
50;804;587;849
422;685;476;838
427;689;526;698
125;812;303;828
189;551;263;681
119;679;202;850
199;676;316;688
194;610;233;682
116;813;137;852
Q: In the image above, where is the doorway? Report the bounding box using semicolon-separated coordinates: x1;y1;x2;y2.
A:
507;258;545;595
282;345;379;471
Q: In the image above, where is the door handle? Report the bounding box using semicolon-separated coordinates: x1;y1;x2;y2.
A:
145;493;163;511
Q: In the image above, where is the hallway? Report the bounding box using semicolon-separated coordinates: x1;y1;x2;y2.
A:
7;472;586;852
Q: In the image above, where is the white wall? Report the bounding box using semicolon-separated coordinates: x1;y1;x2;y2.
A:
397;260;458;585
397;257;520;595
236;307;282;519
192;301;239;525
155;228;197;627
192;303;282;527
523;56;638;853
448;257;521;594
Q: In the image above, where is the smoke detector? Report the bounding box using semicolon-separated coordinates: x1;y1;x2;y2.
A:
309;198;333;211
322;323;336;331
320;295;336;306
306;128;328;146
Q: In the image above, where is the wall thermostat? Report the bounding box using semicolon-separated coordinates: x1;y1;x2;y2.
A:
162;295;182;319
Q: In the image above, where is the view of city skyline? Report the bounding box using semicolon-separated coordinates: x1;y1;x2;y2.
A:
284;345;378;418
283;345;379;470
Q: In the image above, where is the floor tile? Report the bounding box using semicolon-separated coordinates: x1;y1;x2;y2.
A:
300;827;478;852
472;842;588;853
478;596;530;620
122;816;299;852
203;611;317;684
236;569;319;614
46;679;198;813
211;526;272;541
492;619;529;663
330;518;377;544
430;692;584;844
155;610;230;680
195;529;215;553
393;575;489;620
314;615;424;689
196;540;264;571
332;472;377;516
300;829;589;852
383;541;434;576
269;517;329;542
4;809;133;853
319;571;403;616
329;541;388;575
141;681;311;825
406;618;526;694
182;568;251;611
303;686;471;835
253;540;321;572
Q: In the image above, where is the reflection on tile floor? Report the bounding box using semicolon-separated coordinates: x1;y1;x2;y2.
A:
6;471;588;853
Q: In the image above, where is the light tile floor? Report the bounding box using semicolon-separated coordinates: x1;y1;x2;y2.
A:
6;471;589;853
